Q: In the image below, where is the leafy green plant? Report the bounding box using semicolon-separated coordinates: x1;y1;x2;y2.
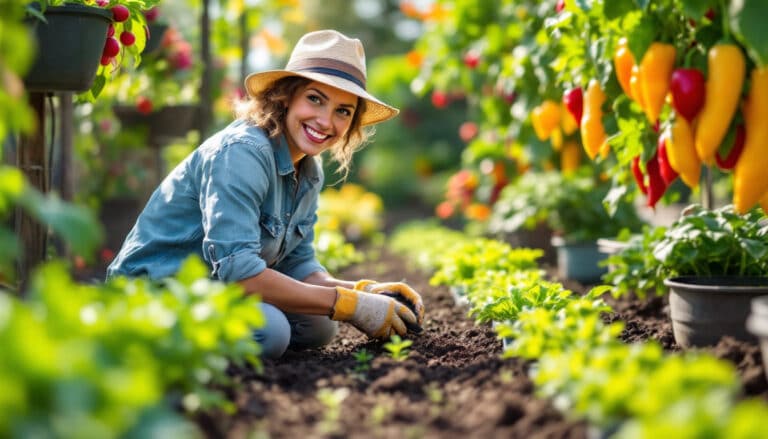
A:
383;335;412;361
429;238;542;290
352;348;374;374
653;204;768;277
489;170;643;243
469;277;570;324
533;342;740;429
316;184;384;243
316;387;350;435
498;297;621;360
389;221;470;272
602;225;669;298
313;229;363;273
604;204;768;299
0;256;263;437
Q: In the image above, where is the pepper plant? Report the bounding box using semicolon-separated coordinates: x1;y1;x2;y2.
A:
407;0;768;227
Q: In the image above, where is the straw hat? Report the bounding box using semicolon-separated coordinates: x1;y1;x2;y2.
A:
245;30;399;126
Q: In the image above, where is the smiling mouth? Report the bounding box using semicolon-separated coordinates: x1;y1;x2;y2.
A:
304;124;331;143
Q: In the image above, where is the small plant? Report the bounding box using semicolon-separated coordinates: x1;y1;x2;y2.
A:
316;387;349;435
383;335;412;361
351;348;374;374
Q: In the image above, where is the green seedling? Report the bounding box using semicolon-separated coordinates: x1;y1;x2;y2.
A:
352;348;374;373
316;387;350;434
383;335;413;361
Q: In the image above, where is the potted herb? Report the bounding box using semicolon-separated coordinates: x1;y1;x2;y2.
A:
605;204;768;347
654;204;768;347
24;0;157;98
490;170;643;283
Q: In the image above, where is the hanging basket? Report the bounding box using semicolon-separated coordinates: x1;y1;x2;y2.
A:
143;23;169;54
24;4;113;93
113;104;200;147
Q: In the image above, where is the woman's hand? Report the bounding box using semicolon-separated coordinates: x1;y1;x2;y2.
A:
353;280;425;326
331;287;418;339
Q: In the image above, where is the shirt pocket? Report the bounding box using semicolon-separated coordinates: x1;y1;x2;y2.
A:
259;213;284;266
280;216;314;258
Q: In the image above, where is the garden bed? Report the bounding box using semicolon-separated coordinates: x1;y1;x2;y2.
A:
194;246;767;438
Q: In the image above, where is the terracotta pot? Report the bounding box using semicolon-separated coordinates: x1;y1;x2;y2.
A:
24;4;112;92
665;276;768;348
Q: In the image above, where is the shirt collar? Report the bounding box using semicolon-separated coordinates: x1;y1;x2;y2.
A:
271;134;321;184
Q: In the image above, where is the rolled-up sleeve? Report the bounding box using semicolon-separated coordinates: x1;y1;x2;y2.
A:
199;141;271;282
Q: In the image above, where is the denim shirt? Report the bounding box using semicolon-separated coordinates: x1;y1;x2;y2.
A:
106;119;327;283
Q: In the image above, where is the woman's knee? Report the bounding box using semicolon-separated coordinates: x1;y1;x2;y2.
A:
252;303;291;359
287;314;338;349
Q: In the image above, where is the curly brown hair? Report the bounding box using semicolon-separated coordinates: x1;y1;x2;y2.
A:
233;76;373;178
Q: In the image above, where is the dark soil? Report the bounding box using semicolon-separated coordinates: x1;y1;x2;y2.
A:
195;248;767;438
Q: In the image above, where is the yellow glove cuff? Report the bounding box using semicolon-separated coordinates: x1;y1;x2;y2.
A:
331;286;358;321
353;279;378;291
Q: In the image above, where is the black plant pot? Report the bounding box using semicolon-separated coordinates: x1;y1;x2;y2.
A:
24;4;113;92
113;104;199;146
665;276;768;348
143;23;169;54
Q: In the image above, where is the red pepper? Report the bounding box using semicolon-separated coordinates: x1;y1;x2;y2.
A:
715;124;746;170
670;68;706;122
657;134;679;185
562;87;583;126
646;151;667;208
631;156;647;194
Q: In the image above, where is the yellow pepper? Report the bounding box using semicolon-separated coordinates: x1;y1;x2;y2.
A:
561;103;579;135
760;191;768;215
580;79;608;160
639;42;676;125
665;114;701;189
694;44;746;164
614;38;635;98
560;140;581;175
531;100;561;141
629;65;646;109
733;66;768;213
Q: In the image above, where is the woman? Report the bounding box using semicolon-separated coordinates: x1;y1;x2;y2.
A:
107;30;425;359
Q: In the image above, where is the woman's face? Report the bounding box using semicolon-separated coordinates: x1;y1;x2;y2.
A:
284;81;358;165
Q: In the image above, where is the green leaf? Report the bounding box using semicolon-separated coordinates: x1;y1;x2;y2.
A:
604;0;635;20
680;0;716;21
175;256;210;285
18;188;103;258
729;0;768;66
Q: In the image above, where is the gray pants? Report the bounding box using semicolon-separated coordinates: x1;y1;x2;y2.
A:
253;302;339;359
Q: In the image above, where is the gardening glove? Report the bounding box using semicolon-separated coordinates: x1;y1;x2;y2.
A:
331;286;418;340
354;279;425;326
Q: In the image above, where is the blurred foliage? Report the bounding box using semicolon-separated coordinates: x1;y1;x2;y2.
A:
0;256;262;437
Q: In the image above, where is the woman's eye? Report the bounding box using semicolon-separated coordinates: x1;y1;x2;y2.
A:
337;108;352;117
307;94;321;103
